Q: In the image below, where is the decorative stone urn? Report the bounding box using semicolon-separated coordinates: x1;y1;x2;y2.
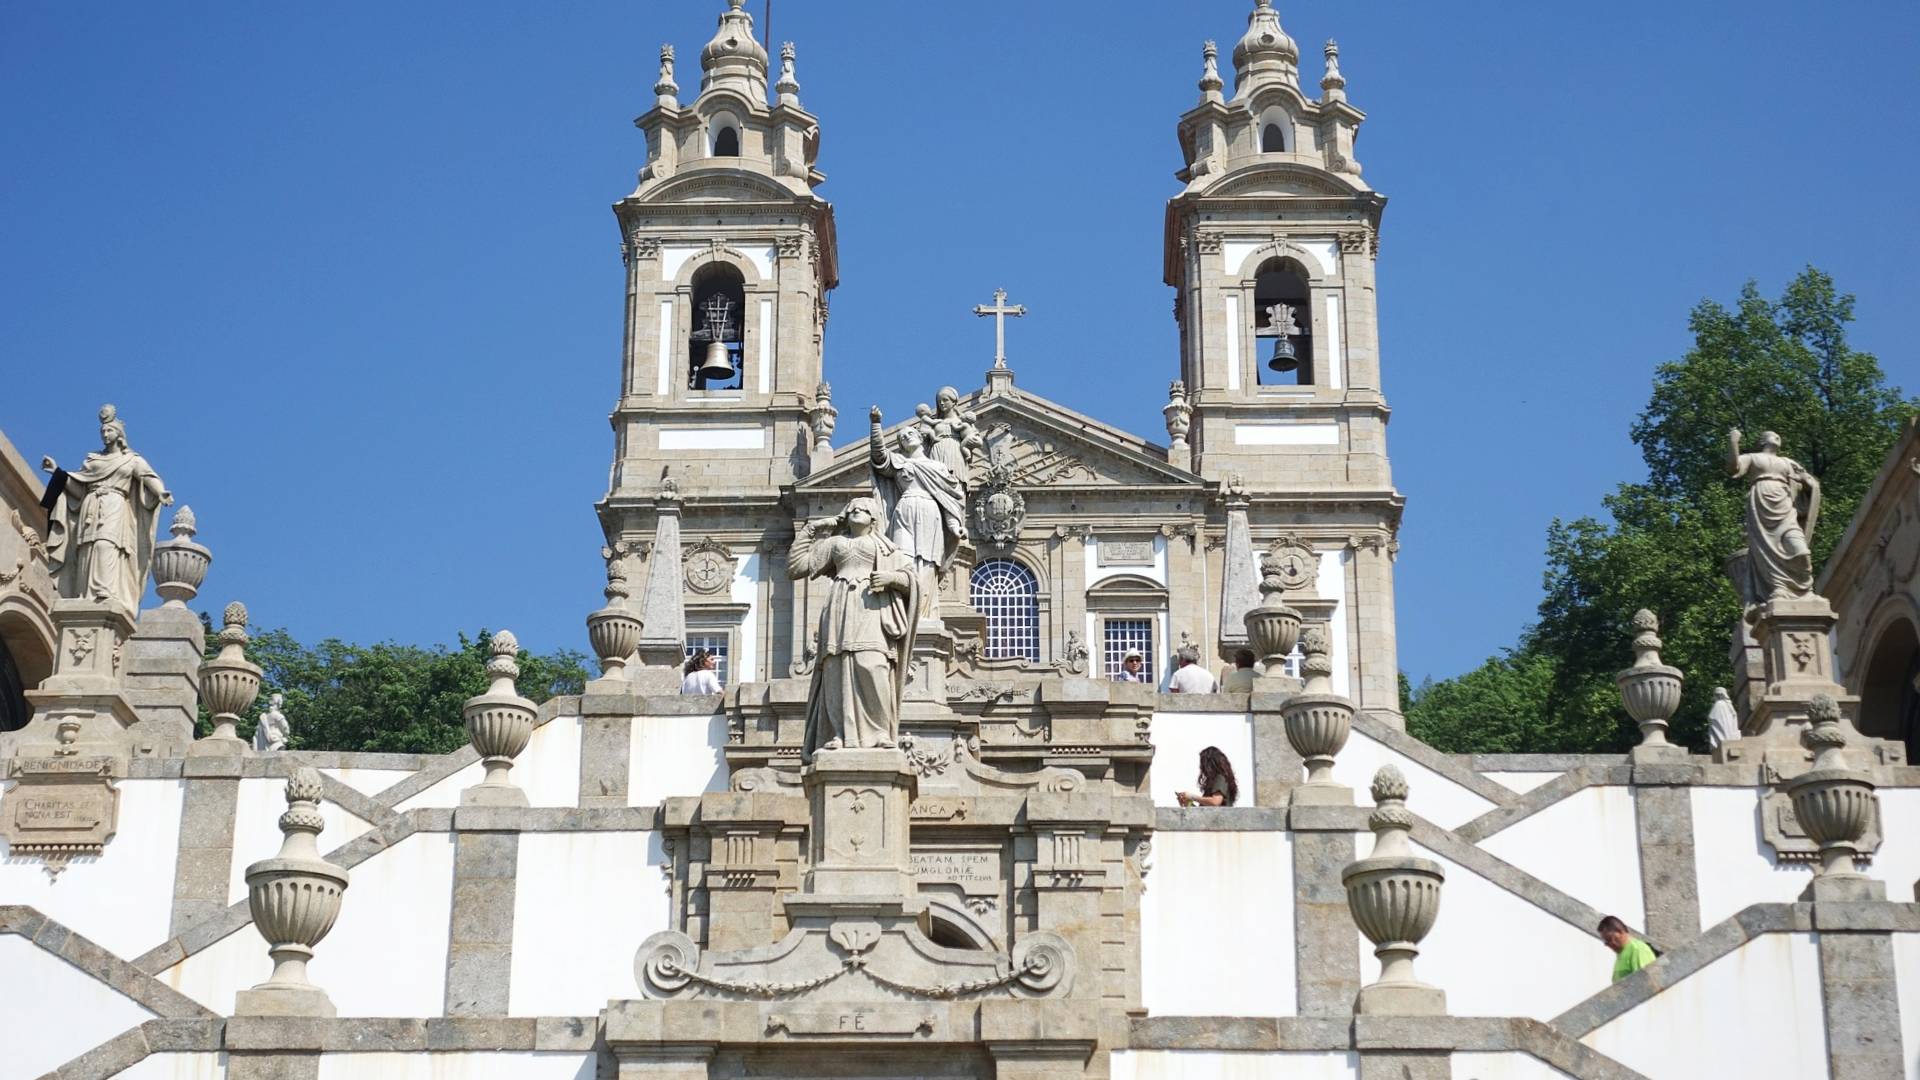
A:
1789;695;1878;881
1343;765;1446;1015
150;505;211;607
461;630;536;806
1243;562;1301;679
1162;379;1193;455
236;766;349;1017
195;601;260;753
1615;609;1683;747
1282;624;1352;804
586;555;644;678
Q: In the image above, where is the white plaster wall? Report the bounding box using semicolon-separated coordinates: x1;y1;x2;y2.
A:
628;713;729;805
1694;786;1920;931
1331;731;1495;830
164;831;455;1016
1483;771;1563;795
1322;294;1343;390
508;830;669;1016
1112;1049;1357;1080
1478;786;1643;930
755;297;773;395
1148;712;1253;808
1691;786;1810;929
660;243;774;283
227;777;374;903
0;777;183;958
320;767;414;797
731;552;761;683
1232;423;1340;446
655;299;673;395
116;1055;228;1080
1893;933;1920;1080
1225;293;1242;391
396;717;581;811
1581;932;1825;1080
1317;551;1351;698
657;426;765;451
0;934;157;1078
317;1052;595;1080
1448;1052;1575;1080
1393;842;1606;1019
1140;832;1294;1016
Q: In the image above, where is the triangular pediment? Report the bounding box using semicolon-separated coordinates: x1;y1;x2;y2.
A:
795;387;1203;492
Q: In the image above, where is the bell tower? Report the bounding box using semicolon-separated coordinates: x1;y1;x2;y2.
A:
603;0;838;523
1167;2;1405;723
1165;1;1386;488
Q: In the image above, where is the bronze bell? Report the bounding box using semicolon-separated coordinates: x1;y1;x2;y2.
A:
698;338;736;381
1267;334;1298;373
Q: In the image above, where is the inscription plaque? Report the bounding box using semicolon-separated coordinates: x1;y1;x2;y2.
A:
763;1004;941;1038
1098;539;1155;567
1;755;122;878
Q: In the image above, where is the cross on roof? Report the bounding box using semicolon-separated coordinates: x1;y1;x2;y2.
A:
972;287;1027;369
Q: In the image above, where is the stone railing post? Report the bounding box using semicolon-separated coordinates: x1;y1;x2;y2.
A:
235;766;349;1016
1791;695;1881;901
1281;624;1352;805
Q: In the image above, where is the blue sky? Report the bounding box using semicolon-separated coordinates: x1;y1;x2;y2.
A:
3;2;1916;681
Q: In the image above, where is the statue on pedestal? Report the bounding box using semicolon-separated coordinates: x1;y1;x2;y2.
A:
924;386;983;485
789;497;918;763
41;404;172;609
868;406;965;619
1727;428;1821;604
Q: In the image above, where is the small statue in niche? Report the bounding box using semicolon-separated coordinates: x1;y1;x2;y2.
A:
1726;429;1821;606
787;497;918;762
41;404;172;609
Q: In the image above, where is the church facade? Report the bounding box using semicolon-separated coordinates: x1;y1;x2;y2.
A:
603;0;1402;723
3;4;1920;1080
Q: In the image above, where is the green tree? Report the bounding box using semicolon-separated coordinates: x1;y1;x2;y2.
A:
200;624;588;753
1415;268;1912;753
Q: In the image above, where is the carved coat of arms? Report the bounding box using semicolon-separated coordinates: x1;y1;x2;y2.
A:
973;459;1025;548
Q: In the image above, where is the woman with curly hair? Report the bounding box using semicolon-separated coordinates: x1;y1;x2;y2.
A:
1176;746;1238;807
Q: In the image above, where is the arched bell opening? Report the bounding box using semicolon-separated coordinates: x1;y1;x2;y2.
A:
687;262;746;391
1859;616;1920;764
1253;256;1313;386
0;609;51;734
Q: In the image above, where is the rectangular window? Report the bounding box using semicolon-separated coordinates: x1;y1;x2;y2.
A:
685;633;730;687
1102;619;1155;683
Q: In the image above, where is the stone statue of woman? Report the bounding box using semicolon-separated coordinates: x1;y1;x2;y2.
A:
1726;428;1821;604
869;406;966;619
925;386;983;485
41;404;172;610
788;497;917;762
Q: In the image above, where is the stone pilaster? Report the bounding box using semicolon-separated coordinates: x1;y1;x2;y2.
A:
1814;890;1906;1080
1290;817;1361;1016
170;763;242;938
1251;703;1304;807
226;1053;321;1080
578;690;633;808
443;827;519;1017
1025;791;1116;1014
1631;777;1701;944
1357;1052;1449;1080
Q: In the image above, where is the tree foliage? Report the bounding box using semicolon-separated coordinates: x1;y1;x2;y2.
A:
200;624;588;754
1409;268;1913;753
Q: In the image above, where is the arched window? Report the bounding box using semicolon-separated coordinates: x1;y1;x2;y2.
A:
1253;257;1313;386
970;559;1039;661
1261;123;1287;153
712;126;740;157
687;263;745;391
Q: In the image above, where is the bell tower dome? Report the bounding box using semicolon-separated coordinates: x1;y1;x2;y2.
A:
603;0;839;537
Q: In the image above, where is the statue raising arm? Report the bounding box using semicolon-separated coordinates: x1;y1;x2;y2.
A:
868;405;890;473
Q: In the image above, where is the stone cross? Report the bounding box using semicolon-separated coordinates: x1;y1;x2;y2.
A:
972;287;1027;369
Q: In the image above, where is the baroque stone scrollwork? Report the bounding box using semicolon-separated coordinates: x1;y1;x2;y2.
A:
633;928;1076;1002
972;456;1026;549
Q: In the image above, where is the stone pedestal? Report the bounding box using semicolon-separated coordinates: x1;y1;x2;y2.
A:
2;599;140;760
903;619;952;705
122;603;204;749
1720;596;1902;767
802;748;917;897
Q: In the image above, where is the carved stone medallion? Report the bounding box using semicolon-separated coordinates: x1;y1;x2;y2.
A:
683;539;734;595
972;461;1026;549
1262;535;1317;594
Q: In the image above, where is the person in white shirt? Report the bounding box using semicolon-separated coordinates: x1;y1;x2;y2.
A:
1167;645;1217;694
680;650;722;695
1113;648;1150;683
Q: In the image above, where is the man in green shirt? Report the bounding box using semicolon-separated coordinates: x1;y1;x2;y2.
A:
1599;915;1656;982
